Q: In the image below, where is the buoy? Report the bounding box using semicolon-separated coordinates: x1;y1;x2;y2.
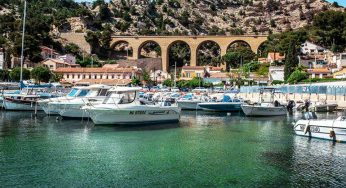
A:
227;112;231;116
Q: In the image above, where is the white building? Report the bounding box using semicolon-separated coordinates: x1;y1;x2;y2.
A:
0;48;4;70
58;54;76;65
55;66;142;85
300;41;326;55
150;70;171;83
42;59;80;71
269;66;285;81
332;53;346;69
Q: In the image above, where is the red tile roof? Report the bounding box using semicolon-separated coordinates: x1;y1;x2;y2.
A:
76;79;132;85
182;66;205;70
268;52;285;61
55;67;138;73
307;68;331;74
210;72;229;78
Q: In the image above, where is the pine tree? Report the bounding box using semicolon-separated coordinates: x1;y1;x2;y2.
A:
284;41;299;81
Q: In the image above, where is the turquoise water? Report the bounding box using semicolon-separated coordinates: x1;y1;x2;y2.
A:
0;111;346;187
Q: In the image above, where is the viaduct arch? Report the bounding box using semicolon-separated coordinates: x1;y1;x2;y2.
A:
110;35;268;72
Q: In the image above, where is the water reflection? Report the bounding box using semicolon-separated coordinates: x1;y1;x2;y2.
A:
0;110;346;186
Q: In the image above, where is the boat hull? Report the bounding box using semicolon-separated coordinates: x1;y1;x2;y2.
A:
241;105;287;116
86;106;181;125
198;102;242;112
177;101;202;110
59;107;88;119
309;104;338;112
294;120;346;143
40;102;60;115
3;98;42;111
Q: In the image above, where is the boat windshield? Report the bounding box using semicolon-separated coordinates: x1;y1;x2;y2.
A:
86;89;99;97
103;91;136;104
119;91;136;104
68;89;79;97
77;89;89;97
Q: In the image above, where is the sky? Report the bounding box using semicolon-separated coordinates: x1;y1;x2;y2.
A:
75;0;346;7
327;0;346;7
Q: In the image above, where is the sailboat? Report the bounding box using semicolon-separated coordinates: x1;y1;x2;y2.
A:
2;1;58;111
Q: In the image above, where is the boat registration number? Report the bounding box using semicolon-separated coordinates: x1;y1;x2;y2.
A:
129;111;170;115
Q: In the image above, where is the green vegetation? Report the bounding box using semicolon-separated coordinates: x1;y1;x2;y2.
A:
222;47;256;70
9;67;30;81
287;69;308;84
31;66;51;84
169;42;191;69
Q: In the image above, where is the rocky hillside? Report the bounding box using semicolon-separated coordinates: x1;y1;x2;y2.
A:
61;0;344;35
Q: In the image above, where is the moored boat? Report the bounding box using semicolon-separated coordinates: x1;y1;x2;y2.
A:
83;87;181;125
54;84;111;118
38;86;90;115
294;113;346;143
177;93;209;110
198;93;242;112
3;88;59;111
241;87;287;116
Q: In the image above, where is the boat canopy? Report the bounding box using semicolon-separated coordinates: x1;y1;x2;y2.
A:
86;84;112;90
108;87;142;92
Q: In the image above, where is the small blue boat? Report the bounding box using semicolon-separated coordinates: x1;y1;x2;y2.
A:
198;95;242;112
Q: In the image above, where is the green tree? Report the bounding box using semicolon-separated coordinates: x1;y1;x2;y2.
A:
222;47;256;70
9;67;30;81
131;77;140;86
284;41;299;81
142;70;153;86
287;69;307;84
64;43;81;57
31;66;51;84
163;79;173;87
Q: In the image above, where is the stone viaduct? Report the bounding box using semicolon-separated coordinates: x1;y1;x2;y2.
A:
111;35;268;72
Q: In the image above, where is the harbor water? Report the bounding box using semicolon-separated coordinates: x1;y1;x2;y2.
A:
0;111;346;187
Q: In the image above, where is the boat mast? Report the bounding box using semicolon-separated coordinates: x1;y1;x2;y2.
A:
20;0;27;82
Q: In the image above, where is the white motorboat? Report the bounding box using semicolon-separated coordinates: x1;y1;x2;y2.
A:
241;87;287;116
38;86;90;115
177;93;209;110
198;92;242;112
294;113;346;143
83;87;181;125
53;84;111;119
2;88;59;111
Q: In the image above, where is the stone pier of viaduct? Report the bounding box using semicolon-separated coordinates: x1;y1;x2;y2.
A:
111;35;268;72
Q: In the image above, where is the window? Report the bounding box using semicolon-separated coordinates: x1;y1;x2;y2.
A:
68;89;78;97
98;89;108;96
119;91;136;104
196;73;201;77
78;89;90;97
187;73;190;78
67;74;69;79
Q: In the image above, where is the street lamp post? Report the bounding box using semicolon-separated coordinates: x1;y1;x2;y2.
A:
174;61;177;88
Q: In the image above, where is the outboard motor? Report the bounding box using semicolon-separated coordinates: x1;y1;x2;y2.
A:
302;99;311;112
274;100;279;107
302;112;317;120
287;100;295;114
